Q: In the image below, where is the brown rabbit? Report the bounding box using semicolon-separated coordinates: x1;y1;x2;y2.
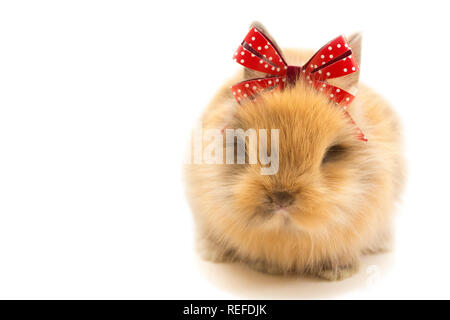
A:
184;22;405;281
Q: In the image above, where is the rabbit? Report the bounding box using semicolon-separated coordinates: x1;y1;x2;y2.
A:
184;22;405;281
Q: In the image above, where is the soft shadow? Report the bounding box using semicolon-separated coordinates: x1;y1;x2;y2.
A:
197;252;395;299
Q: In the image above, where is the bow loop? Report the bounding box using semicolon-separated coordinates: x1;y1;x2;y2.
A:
310;54;359;81
305;35;354;72
234;27;287;76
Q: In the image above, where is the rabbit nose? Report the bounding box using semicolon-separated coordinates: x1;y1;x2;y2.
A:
270;191;295;207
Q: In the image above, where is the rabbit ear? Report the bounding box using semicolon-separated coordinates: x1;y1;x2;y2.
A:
348;32;362;67
243;21;285;80
329;32;362;91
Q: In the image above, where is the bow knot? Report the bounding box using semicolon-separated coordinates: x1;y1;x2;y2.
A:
286;65;303;85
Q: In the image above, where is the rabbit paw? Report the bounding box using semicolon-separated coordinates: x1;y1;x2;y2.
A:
249;260;286;275
315;263;359;281
197;238;234;263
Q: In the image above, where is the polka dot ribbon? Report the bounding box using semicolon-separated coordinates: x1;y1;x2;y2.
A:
231;26;367;142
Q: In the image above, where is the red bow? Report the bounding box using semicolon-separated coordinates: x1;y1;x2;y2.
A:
231;26;367;142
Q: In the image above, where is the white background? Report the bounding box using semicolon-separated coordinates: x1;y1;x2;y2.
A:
0;0;449;299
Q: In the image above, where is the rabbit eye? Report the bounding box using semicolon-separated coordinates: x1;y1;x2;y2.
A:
322;144;347;164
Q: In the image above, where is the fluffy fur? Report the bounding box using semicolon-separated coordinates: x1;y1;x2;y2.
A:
184;24;405;281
